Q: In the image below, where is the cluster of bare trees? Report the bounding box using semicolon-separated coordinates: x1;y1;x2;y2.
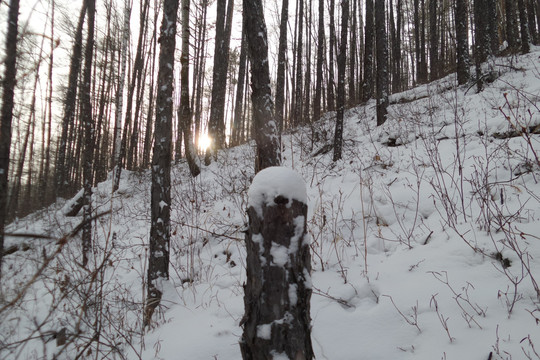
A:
1;0;539;323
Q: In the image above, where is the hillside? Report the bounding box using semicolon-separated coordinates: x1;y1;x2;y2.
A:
2;48;540;359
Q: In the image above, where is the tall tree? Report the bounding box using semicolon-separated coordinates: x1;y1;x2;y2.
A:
275;0;289;132
56;1;87;197
363;0;374;101
179;0;201;177
0;0;20;277
112;0;131;191
505;0;519;51
81;0;96;267
207;0;234;163
313;0;324;121
429;0;438;80
232;32;248;145
243;0;281;173
518;0;531;53
293;0;304;126
145;0;179;326
333;0;349;162
375;0;388;125
455;0;470;85
328;0;336;110
486;0;499;55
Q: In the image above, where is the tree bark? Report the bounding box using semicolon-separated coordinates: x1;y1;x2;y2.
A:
362;0;374;101
0;0;20;277
240;168;313;360
243;0;281;173
81;0;96;267
518;0;531;53
56;1;87;197
179;0;201;177
333;0;348;162
313;0;324;121
145;0;178;326
375;0;388;126
455;0;470;85
275;0;288;132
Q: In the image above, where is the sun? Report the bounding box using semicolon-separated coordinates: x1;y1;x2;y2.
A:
199;133;212;151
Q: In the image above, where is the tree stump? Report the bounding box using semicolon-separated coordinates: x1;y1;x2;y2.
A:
240;167;314;360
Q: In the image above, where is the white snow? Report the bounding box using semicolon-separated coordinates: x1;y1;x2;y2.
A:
248;166;307;217
2;47;540;360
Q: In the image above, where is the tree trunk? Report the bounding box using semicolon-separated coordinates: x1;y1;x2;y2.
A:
233;32;248;146
179;0;201;177
328;0;336;110
455;0;470;85
505;0;519;51
293;0;304;127
81;0;96;267
518;0;531;53
112;0;131;192
0;0;20;277
56;1;87;197
145;0;178;326
375;0;388;126
429;0;438;80
313;0;324;121
240;167;313;360
275;0;288;132
243;0;281;173
207;0;234;163
333;0;348;162
363;0;374;101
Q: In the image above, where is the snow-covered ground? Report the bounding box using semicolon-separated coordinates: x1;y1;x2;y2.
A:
2;48;540;360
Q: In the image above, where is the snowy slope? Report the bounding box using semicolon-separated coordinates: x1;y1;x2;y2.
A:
1;48;540;360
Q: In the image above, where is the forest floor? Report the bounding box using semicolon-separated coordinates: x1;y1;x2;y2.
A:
2;47;540;360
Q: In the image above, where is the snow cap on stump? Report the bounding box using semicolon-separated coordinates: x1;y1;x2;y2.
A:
248;166;307;215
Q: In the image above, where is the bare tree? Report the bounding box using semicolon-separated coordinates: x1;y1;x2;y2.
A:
145;0;179;326
455;0;470;85
0;0;20;277
179;0;201;177
56;1;87;197
243;0;281;172
333;0;349;162
275;0;289;131
375;0;388;125
81;0;96;267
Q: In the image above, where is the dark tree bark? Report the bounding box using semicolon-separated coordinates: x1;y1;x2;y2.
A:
243;0;281;173
145;0;178;326
429;0;438;80
455;0;470;85
486;0;499;55
81;0;96;267
313;0;324;121
292;0;304;127
375;0;388;126
474;0;489;92
333;0;348;162
527;0;538;44
179;0;201;177
240;168;313;360
328;0;336;110
363;0;374;101
56;1;87;197
349;0;357;105
207;0;234;163
505;0;519;51
232;33;248;146
518;0;531;53
275;0;288;132
0;0;20;277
